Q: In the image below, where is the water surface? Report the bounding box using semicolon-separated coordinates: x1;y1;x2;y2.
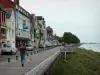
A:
79;44;100;52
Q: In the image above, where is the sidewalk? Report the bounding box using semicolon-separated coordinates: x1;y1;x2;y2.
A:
0;46;62;75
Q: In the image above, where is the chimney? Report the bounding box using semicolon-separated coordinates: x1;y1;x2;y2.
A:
14;0;19;5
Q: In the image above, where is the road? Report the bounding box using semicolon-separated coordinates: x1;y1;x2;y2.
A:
0;47;54;64
0;46;61;75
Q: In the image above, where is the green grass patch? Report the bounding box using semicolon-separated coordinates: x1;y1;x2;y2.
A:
53;48;100;75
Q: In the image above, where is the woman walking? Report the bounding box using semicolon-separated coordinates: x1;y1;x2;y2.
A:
19;44;26;67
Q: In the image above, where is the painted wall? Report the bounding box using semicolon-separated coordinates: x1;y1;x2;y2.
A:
16;11;31;39
6;10;15;47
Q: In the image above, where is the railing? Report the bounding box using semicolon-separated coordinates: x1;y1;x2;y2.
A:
16;29;30;38
60;46;75;53
25;48;60;75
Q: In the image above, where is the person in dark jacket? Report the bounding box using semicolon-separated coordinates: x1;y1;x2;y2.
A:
19;44;26;67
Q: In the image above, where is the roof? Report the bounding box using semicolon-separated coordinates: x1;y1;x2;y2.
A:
0;0;15;8
0;3;4;10
36;16;43;20
17;5;31;18
0;3;7;12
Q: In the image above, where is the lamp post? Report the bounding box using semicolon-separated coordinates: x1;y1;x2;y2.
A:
62;43;68;63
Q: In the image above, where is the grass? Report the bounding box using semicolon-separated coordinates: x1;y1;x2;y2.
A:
53;48;100;75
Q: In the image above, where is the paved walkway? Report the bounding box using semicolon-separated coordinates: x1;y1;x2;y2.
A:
0;46;62;75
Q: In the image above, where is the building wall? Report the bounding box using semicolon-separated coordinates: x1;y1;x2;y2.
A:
36;21;40;48
6;10;15;47
28;15;34;47
33;15;39;48
0;10;7;42
37;19;46;48
16;12;30;38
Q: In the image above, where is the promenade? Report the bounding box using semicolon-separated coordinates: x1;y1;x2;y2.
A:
0;46;62;75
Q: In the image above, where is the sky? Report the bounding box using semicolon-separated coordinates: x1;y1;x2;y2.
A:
19;0;100;43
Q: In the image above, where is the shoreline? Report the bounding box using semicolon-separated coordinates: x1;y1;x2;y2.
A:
79;44;100;52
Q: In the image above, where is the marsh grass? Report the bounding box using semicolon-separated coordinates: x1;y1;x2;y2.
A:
53;48;100;75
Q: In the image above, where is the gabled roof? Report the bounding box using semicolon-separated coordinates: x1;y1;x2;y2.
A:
0;0;15;8
0;3;7;12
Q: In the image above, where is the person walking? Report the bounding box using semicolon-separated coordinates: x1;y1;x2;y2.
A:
19;43;26;67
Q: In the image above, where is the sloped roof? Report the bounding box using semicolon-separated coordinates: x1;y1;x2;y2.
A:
36;16;43;20
0;0;15;8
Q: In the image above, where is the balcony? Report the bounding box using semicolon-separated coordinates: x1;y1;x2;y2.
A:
1;34;6;39
16;29;31;40
0;21;6;27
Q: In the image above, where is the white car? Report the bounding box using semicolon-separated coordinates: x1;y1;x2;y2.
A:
26;45;34;51
1;43;17;54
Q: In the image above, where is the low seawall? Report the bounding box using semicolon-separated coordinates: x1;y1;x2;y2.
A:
25;48;62;75
42;53;63;75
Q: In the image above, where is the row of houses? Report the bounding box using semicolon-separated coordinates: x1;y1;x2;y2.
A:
0;0;59;50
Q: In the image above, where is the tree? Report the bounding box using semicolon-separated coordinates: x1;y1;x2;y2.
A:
62;32;80;44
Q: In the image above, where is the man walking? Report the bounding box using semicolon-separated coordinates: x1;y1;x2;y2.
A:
19;43;26;67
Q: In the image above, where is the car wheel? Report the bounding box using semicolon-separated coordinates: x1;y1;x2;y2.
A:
1;52;4;55
10;50;13;55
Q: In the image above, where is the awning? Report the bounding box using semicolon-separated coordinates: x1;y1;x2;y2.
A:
16;36;31;41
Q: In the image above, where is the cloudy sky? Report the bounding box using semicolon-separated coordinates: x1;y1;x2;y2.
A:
19;0;100;43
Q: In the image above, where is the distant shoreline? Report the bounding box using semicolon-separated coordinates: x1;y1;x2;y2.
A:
79;44;100;52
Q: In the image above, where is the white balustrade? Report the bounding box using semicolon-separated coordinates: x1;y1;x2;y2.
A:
25;50;60;75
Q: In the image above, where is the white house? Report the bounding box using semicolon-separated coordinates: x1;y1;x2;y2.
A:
15;5;31;48
5;8;16;48
36;16;46;48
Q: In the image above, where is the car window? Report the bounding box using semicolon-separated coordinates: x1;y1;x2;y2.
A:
7;44;11;48
3;44;11;48
3;44;7;47
26;45;32;47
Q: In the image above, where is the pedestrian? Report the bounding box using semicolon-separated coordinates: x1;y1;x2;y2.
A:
19;43;26;67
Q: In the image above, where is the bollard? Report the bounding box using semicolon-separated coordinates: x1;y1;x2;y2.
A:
34;51;36;54
38;50;40;52
8;58;10;62
16;56;18;60
31;52;33;55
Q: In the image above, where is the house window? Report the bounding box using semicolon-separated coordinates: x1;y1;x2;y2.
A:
12;22;14;29
12;30;14;37
23;20;26;26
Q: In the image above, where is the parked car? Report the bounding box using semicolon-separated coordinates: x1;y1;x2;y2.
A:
1;43;17;54
26;45;34;51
